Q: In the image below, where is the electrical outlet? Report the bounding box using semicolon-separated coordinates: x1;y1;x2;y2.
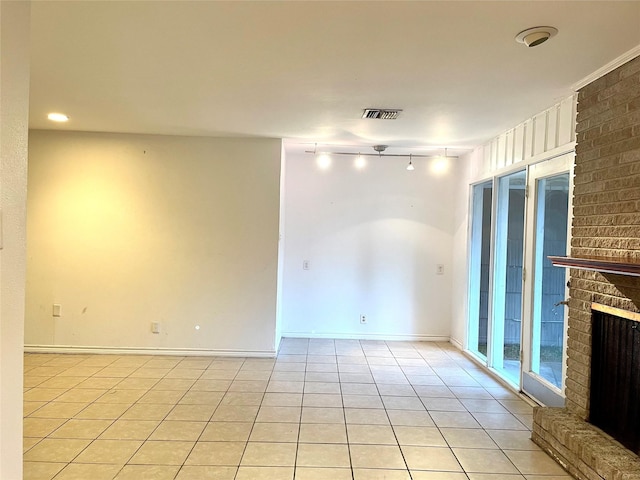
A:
436;264;445;275
360;314;366;324
303;260;310;270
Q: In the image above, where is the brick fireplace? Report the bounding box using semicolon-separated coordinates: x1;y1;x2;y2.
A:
532;54;640;479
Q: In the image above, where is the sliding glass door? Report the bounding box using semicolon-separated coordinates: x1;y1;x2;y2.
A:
468;154;573;400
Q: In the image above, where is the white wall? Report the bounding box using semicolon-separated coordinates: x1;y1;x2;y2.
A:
0;2;29;478
281;151;457;340
26;131;282;355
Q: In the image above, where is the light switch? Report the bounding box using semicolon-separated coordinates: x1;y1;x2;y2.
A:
52;304;62;317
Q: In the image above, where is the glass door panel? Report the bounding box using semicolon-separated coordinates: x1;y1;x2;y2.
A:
532;173;570;387
468;181;493;359
492;170;526;386
522;153;573;407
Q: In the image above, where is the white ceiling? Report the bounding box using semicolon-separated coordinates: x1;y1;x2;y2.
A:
29;1;640;156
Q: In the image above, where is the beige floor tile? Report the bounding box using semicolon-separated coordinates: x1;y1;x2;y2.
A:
166;404;216;421
153;378;196;390
235;370;272;381
500;399;535;415
302;393;342;408
344;408;388;425
149;420;206;441
487;429;539;450
294;467;352;480
23;417;67;437
24;401;47;416
49;419;113;439
461;398;510;413
37;377;86;389
211;405;259;422
241;442;297;466
421;397;466;411
190;379;232;391
377;384;416;396
76;377;122;389
472;412;528;430
351;443;406;469
305;363;338;373
256;406;301;423
54;463;122;480
347;424;397;445
453;447;519;474
228;380;269;392
382;396;425;410
299;423;347;444
138;390;186;404
440;428;499;449
296;443;350;467
342;394;384;409
114;465;181;480
301;407;345;424
24;388;61;404
430;411;480;428
117;378;159;389
504;450;568;475
200;421;253;441
262;393;303;406
185;441;245;465
129;440;194;465
340;383;378;395
414;386;455;398
267;381;305;393
55;388;107;403
165;368;205;379
353;469;411;480
401;446;463;471
201;370;238;380
74;439;142;464
236;466;294;479
250;422;299;442
24;436;42;453
23;461;66;480
95;389;146;404
120;403;173;421
99;420;160;440
387;410;433;427
303;382;341;394
220;392;263;406
393;425;447;446
180;391;224;405
412;472;469;480
175;465;237;480
23;438;91;463
29;401;88;419
74;403;129;420
95;367;137;378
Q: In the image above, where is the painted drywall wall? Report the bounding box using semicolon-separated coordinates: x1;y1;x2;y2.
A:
26;131;282;354
0;2;29;478
281;151;456;340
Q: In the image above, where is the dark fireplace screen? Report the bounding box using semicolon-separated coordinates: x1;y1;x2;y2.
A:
590;308;640;454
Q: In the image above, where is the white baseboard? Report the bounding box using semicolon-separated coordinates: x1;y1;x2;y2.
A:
449;337;464;350
24;344;276;358
282;332;449;342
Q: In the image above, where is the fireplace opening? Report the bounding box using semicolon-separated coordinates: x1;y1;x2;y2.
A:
590;304;640;454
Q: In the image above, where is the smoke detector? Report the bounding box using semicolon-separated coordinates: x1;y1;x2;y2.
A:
362;109;402;120
515;26;558;47
373;145;388;153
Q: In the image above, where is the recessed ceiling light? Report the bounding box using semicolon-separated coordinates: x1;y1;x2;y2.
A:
47;112;69;122
515;26;558;47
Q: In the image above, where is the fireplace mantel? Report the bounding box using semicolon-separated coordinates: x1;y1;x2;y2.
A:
549;255;640;277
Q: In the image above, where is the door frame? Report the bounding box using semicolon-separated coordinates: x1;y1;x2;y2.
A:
520;152;574;406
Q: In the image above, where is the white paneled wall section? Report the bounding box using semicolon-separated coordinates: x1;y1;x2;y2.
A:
471;95;577;181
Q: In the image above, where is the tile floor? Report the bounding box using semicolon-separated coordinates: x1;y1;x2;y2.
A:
23;338;573;480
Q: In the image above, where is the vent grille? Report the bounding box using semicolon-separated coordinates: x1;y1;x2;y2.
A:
362;109;402;120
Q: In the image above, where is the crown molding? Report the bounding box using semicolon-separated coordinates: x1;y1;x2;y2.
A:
572;44;640;91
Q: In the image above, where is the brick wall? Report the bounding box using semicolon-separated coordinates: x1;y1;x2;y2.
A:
566;54;640;420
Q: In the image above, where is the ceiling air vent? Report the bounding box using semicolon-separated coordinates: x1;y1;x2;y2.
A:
362;108;403;120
